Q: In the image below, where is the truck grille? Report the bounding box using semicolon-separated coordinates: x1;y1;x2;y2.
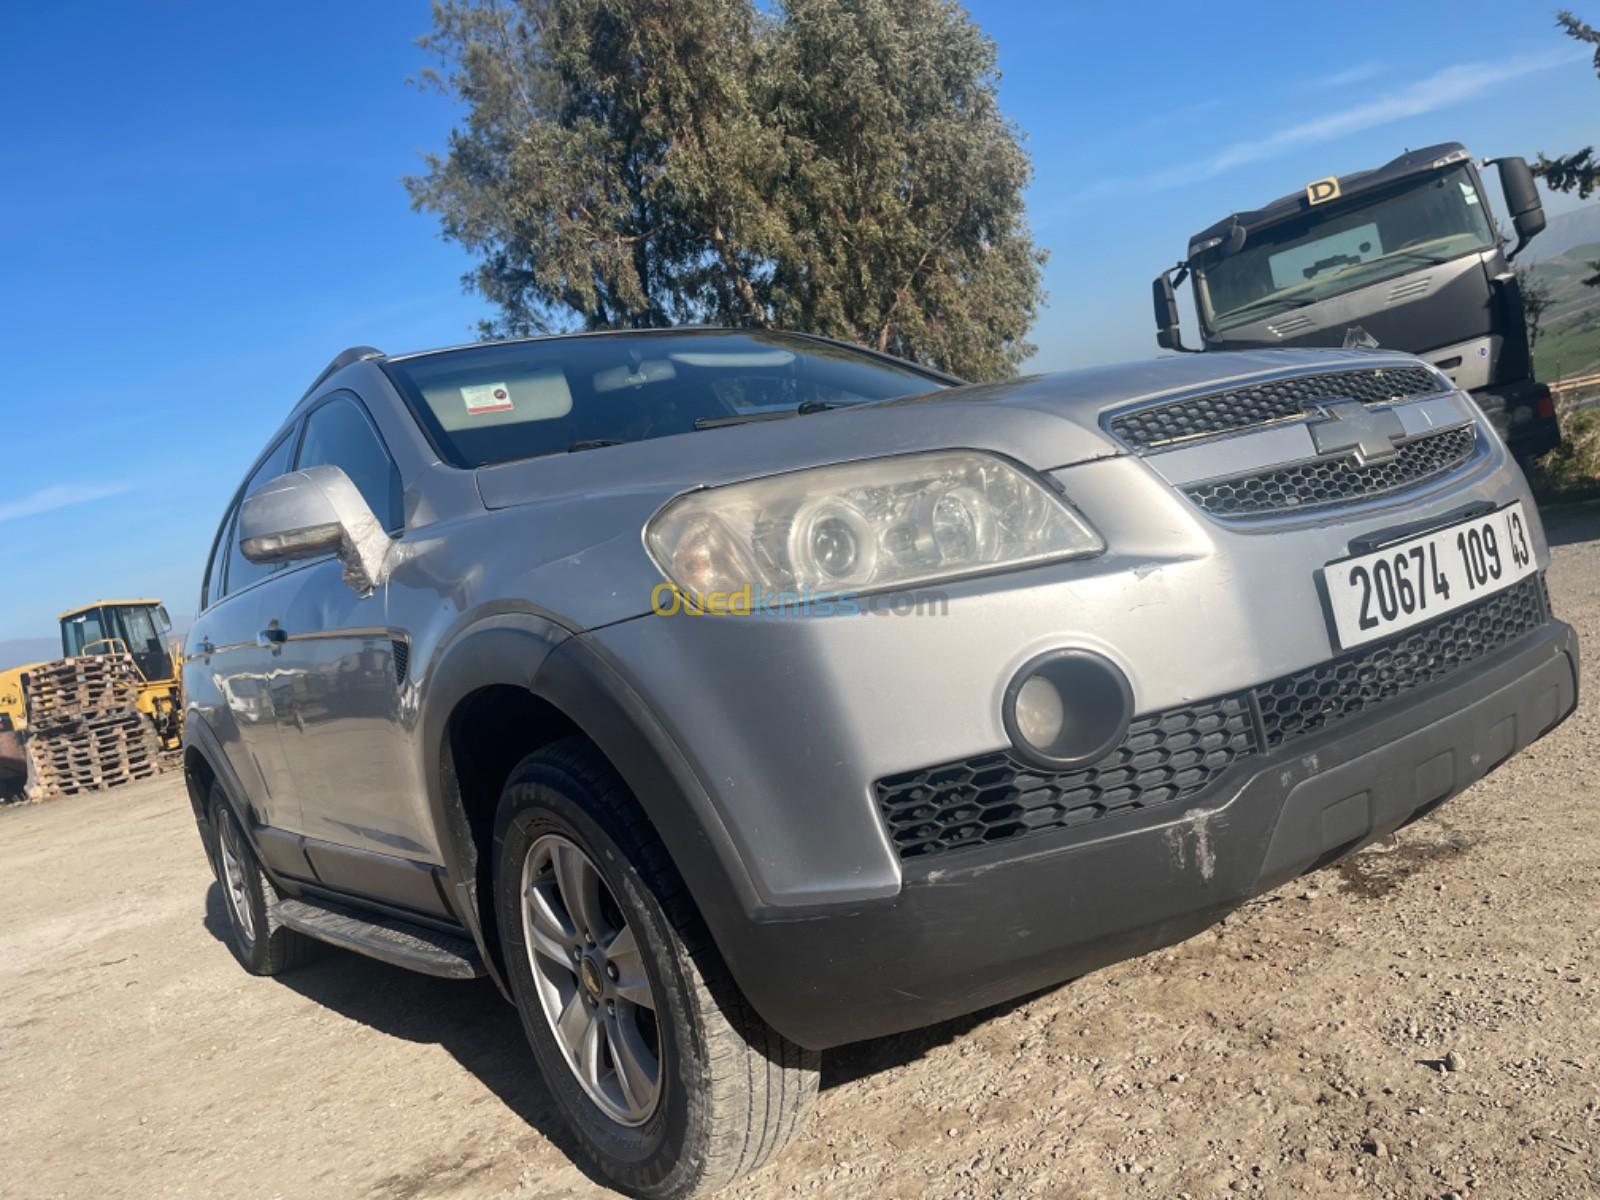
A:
876;697;1257;860
1255;574;1550;747
1184;424;1477;518
877;575;1549;862
1108;365;1445;451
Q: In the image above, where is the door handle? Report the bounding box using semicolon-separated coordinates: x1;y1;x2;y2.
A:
257;626;287;647
196;637;215;657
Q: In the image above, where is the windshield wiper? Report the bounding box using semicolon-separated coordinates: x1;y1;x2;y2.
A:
693;411;795;430
567;438;626;452
693;401;850;431
1220;295;1318;323
1378;247;1456;268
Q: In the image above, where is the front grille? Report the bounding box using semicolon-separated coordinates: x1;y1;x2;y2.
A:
1255;574;1550;747
876;697;1257;860
1109;365;1445;451
876;575;1550;862
1185;424;1477;518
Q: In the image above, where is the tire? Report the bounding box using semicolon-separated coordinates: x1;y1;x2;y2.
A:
493;737;818;1199
210;783;309;976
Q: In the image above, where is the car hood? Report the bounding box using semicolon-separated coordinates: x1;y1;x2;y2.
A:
461;347;1435;631
474;347;1425;512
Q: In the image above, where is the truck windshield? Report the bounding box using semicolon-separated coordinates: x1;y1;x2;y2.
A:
383;330;950;468
1197;165;1498;331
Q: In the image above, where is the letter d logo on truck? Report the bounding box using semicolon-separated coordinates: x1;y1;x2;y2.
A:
1306;176;1341;206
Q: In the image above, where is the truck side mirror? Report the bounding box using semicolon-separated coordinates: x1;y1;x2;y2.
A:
238;465;398;597
1153;273;1186;352
1495;157;1545;260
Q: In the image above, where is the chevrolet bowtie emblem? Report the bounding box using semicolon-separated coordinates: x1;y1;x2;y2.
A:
1306;398;1404;464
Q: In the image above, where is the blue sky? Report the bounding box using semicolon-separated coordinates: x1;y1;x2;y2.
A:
1;1;1596;647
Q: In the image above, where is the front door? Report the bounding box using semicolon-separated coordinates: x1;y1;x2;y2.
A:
261;391;442;915
191;430;302;831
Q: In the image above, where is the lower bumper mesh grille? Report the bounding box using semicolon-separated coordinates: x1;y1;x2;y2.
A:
876;698;1257;860
1184;424;1478;518
1255;573;1549;747
876;574;1551;862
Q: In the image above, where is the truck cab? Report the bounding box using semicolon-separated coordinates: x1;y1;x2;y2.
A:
60;600;176;686
1152;143;1559;463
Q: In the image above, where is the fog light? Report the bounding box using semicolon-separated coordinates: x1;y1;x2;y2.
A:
1002;650;1133;769
1013;675;1066;748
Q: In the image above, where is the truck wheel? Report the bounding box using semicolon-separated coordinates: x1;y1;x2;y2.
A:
493;737;818;1199
210;783;309;975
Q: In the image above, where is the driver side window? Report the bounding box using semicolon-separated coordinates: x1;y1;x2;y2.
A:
295;393;404;533
221;431;298;600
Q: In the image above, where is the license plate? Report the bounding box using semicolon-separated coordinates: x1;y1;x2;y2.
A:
1321;501;1537;650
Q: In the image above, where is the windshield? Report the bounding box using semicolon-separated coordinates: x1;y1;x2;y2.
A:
1197;164;1497;332
61;609;107;657
383;331;950;468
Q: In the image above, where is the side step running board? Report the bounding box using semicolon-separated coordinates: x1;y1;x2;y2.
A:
272;897;485;979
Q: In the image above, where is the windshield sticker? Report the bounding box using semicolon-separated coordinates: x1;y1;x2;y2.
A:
1460;182;1481;206
462;382;514;414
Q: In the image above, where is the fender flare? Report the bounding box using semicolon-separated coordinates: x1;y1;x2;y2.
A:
419;614;765;995
418;613;566;987
181;714;256;876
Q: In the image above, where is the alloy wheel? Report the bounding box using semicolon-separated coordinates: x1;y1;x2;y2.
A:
521;833;662;1126
217;811;256;942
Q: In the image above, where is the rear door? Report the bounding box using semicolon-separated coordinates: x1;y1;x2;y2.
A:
261;391;444;915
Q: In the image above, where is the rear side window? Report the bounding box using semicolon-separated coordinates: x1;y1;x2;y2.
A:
296;394;403;532
220;432;297;600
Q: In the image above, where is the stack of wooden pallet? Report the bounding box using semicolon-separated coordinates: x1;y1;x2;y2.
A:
23;655;160;800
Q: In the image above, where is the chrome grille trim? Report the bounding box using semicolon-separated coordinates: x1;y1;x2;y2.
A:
1182;423;1479;518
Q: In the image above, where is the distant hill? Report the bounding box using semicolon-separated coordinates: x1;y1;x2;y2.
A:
1529;238;1600;382
1532;204;1600;261
0;638;60;672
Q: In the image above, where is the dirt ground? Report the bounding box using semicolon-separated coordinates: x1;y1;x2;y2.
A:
5;512;1600;1200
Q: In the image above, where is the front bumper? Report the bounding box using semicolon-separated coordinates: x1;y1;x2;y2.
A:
1473;380;1560;463
718;619;1577;1049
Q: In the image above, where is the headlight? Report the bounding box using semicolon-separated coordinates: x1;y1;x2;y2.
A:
645;450;1103;598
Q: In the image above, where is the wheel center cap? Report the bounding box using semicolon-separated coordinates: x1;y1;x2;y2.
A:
579;955;604;1000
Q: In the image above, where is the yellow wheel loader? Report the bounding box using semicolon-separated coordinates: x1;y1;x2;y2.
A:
0;663;43;795
0;600;183;797
57;599;184;749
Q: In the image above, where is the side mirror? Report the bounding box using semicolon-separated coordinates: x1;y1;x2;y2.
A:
1495;157;1545;260
238;464;396;596
1153;272;1186;352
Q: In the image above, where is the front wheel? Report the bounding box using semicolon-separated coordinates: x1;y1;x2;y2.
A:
494;738;818;1198
210;783;308;975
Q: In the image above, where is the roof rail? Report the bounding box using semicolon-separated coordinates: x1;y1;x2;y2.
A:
301;346;384;400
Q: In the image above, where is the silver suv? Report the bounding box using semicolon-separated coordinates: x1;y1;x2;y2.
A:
186;330;1577;1197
